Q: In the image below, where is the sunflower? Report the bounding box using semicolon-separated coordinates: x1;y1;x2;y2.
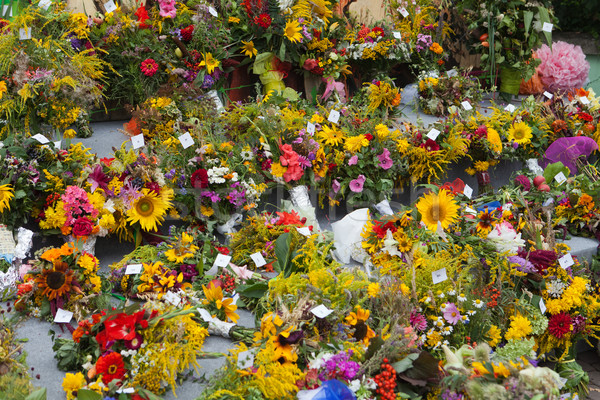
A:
240;40;257;58
507;121;533;145
36;262;75;301
416;189;460;231
270;326;302;364
0;183;14;213
393;231;413;253
283;20;302;43
127;188;170;232
199;52;220;74
476;207;496;235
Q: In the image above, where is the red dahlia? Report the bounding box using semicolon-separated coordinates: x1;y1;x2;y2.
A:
180;25;194;41
96;352;126;384
548;312;572;338
140;58;159;77
254;13;271;29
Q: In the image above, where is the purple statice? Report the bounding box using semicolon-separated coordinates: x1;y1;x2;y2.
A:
170;28;182;40
201;190;221;202
302;26;312;41
415;33;432;52
320;350;360;382
508;256;536;273
201;74;215;88
165;168;176;180
180;264;199;281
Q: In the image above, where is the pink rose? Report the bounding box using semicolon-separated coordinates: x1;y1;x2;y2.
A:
303;59;318;71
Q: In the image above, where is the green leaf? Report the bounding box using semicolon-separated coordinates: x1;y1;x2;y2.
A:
77;389;103;400
25;388;47;400
274;232;292;276
236;281;269;298
14;190;26;199
405;351;440;380
523;10;533;34
537;7;552;46
391;353;419;374
278;42;286;63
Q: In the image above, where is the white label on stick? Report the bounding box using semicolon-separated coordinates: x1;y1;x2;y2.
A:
543;91;553;99
125;263;142;275
465;207;477;215
398;7;409;17
461;101;472;110
554;172;567;184
432;268;448;284
38;0;51;9
104;0;117;13
393;31;402;39
559;253;574;269
446;69;458;78
426;128;440;141
237;350;254;369
213;253;232;268
131;134;145;149
463;185;473;199
54;308;73;323
542;22;553;32
504;104;516;112
306;122;316;134
32;134;49;144
580;96;590;105
19;27;31;40
163;291;181;306
178;132;194;149
208;6;218;16
539;298;546;314
311;304;334;318
296;227;311;236
328;110;340;124
250;252;266;267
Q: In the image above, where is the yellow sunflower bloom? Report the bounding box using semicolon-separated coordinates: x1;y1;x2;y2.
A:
199;52;220;74
127;188;171;232
0;184;14;213
507;121;533;145
416;189;460;231
284;20;303;43
240;40;257;58
318;124;345;146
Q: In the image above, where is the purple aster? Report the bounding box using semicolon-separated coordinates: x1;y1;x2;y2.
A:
201;74;215;88
508;256;536;273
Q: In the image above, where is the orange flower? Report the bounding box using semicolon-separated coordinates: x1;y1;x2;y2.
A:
41;247;62;262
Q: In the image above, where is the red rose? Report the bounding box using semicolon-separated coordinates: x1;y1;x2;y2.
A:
303;58;318;71
191;168;209;188
72;217;94;237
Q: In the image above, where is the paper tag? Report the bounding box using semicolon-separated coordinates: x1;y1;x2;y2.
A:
213;253;232;268
398;7;409;17
250;252;266;267
432;268;448;284
554;171;567;184
580;96;590;105
104;0;117;13
393;31;402;39
237;350;254;369
328;110;340;124
463;185;473;199
426;128;440;141
461;101;472;111
53;140;61;149
542;198;554;207
539;298;546;314
306;122;316;134
178;132;194;149
208;6;218;16
125;263;142;275
559;378;568;389
38;0;51;9
559;253;574;269
504;104;516;112
542;22;553;32
311;304;334;318
296;227;311;236
19;27;31;40
32;134;49;144
131;133;145;149
198;308;213;322
54;308;73;323
465;207;477;215
116;388;135;394
543;91;553;99
163;291;181;306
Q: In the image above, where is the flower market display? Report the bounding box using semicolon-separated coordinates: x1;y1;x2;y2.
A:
1;0;600;399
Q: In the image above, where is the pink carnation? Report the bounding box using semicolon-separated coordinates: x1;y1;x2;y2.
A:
537;41;589;93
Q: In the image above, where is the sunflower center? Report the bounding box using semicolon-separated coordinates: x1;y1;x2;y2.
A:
46;271;66;290
108;365;118;374
429;202;442;221
137;198;154;217
513;129;525;139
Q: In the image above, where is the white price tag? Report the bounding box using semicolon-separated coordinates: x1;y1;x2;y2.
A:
125;263;142;275
19;27;31;40
237;350;255;369
250;252;266;267
446;69;458;78
198;308;213;322
104;0;117;13
398;7;409;17
393;31;402;39
542;198;554;207
554;171;567;184
53;140;61;149
432;268;448;284
311;304;334;318
213;253;232;268
580;96;590;105
178;132;194;149
328;109;340;124
163;291;181;306
131;133;145;149
543;91;553;99
539;298;546;314
32;134;49;144
504;104;516;112
426;128;440;141
542;22;553;32
559;253;574;269
463;185;473;199
116;388;135;394
465;207;477;215
306;122;316;134
38;0;51;9
296;227;311;236
208;6;218;16
54;308;73;323
461;101;472;111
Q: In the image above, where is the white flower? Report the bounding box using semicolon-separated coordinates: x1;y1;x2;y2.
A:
442;326;453;335
487;221;525;254
546;279;567;298
240;149;254;160
473;299;485;309
447;289;456;296
457;293;466;302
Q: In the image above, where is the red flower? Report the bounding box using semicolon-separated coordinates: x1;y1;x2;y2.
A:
216;246;230;255
548;313;572;338
140;58;159;77
96;352;126;384
190;168;209;188
371;27;384;37
276;210;305;226
421;139;440;152
181;25;194;41
72;217;94;237
578;112;593;122
134;6;151;28
104;311;145;342
365;133;374;141
440;178;465;195
254;13;271;29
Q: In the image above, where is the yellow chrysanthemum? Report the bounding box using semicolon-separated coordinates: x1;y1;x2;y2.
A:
344;134;369;153
62;372;86;400
416;189;460;231
318;124;345;146
486;325;502;347
507;121;533;145
240;40;257;58
487;127;502;154
367;282;380;298
0;184;14;213
505;314;532;340
374;124;390;140
127;188;170;232
284;20;303;43
271;162;286;178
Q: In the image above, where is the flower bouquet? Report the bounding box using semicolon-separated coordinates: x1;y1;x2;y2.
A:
417;69;483;116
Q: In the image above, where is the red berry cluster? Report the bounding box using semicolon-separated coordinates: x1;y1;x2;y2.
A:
374;358;397;400
218;273;236;294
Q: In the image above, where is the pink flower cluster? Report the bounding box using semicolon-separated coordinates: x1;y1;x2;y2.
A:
279;144;303;183
61;186;98;226
158;0;176;18
537;41;589;93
